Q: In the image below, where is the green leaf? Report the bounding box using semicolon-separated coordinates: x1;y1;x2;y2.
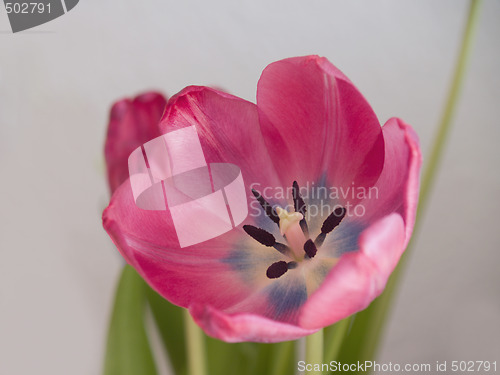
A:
269;341;296;375
146;287;187;375
147;285;262;375
206;339;295;375
103;265;157;375
323;317;351;363
206;338;256;375
335;279;399;367
147;285;297;375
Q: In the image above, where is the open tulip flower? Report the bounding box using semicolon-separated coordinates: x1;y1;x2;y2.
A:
103;55;422;343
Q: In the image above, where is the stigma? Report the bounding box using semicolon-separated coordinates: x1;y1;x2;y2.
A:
275;207;307;259
275;207;303;236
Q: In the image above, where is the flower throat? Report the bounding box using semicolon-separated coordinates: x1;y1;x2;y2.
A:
243;181;346;279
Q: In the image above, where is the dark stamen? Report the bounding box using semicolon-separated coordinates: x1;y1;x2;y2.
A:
266;261;288;279
315;206;346;247
251;189;280;225
292;181;309;235
243;225;291;256
273;242;291;256
321;206;346;233
303;239;317;258
287;261;298;269
243;225;275;246
314;233;327;248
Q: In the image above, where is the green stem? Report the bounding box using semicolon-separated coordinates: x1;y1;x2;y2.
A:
305;330;324;375
270;341;295;375
323;318;351;362
418;0;482;214
338;0;482;366
184;310;208;375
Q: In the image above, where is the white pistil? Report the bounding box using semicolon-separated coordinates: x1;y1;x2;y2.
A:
276;207;307;260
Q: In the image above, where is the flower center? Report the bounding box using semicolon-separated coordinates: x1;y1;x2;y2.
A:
243;181;346;279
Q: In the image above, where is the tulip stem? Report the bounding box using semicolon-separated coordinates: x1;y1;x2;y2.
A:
419;0;482;211
184;310;207;375
305;329;324;375
324;317;351;362
334;0;483;366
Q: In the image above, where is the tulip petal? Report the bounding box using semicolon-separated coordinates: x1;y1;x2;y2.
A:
103;87;304;331
357;117;422;245
158;86;283;195
299;213;405;329
299;117;421;329
257;55;385;198
103;181;255;310
316;116;421;256
104;92;167;193
190;304;317;343
103;177;294;318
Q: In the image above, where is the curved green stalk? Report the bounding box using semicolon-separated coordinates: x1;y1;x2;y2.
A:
337;0;483;366
305;330;324;375
270;341;295;375
184;309;208;375
419;0;482;212
323;317;351;362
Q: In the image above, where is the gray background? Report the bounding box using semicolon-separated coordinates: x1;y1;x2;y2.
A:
0;1;499;374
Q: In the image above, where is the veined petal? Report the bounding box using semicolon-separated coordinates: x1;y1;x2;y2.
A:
357;117;422;245
158;86;283;194
257;55;385;198
103;178;304;318
103;180;267;310
299;213;405;329
104;92;167;193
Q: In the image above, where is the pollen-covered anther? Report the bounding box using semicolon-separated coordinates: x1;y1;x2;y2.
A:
303;239;317;258
266;261;289;279
243;225;291;256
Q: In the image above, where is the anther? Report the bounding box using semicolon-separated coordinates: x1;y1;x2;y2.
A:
243;225;275;246
243;225;291;256
303;239;317;258
266;261;289;279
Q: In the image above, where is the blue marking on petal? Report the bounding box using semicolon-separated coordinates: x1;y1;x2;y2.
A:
267;279;308;321
222;249;251;272
329;220;365;256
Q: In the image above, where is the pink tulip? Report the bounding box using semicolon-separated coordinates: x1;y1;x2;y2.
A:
103;56;422;343
104;92;167;194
